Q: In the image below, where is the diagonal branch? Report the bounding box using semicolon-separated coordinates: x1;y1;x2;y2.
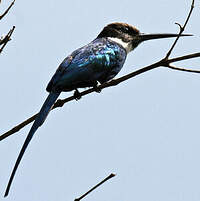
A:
165;0;195;59
168;64;200;73
166;52;200;63
0;26;15;54
0;0;15;20
0;52;200;141
74;173;115;201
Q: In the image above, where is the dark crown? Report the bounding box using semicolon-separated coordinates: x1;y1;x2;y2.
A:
97;22;140;42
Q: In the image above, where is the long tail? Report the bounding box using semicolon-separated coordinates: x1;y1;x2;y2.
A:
4;91;60;197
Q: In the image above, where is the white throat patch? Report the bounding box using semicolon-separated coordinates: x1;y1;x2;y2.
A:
108;37;132;53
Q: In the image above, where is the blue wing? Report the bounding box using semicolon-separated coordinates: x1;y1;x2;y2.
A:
47;38;127;92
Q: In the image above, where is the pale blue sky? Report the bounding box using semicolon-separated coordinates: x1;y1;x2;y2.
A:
1;0;200;201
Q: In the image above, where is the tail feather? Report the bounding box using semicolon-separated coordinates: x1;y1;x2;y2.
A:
4;91;60;197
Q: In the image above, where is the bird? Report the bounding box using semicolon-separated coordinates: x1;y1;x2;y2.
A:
4;22;191;197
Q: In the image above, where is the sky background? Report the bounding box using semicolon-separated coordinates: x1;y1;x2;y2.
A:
1;0;200;201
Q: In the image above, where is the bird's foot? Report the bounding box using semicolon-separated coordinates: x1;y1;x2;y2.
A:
93;82;101;93
74;89;82;101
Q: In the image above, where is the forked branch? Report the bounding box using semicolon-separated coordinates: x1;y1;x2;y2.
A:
165;0;194;58
1;52;200;141
0;26;15;54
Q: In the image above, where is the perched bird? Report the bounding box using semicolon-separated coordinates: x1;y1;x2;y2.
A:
4;22;191;196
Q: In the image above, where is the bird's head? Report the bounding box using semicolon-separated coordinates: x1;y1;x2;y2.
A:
97;22;192;53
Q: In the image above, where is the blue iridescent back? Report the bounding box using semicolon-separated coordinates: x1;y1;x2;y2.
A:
46;38;127;92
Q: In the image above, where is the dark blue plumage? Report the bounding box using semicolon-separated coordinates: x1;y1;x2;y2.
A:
47;38;127;92
5;22;191;197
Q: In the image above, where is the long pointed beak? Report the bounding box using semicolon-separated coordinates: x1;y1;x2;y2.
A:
139;33;193;42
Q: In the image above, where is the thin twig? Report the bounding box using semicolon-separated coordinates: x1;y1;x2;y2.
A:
165;0;195;59
74;173;115;201
0;26;15;54
0;0;15;20
168;64;200;73
167;52;200;63
0;52;200;141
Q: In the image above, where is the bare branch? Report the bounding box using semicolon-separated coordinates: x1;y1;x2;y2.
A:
0;0;15;20
0;114;37;140
165;0;195;58
167;64;200;73
74;173;115;201
167;52;200;63
1;51;200;141
0;26;15;54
